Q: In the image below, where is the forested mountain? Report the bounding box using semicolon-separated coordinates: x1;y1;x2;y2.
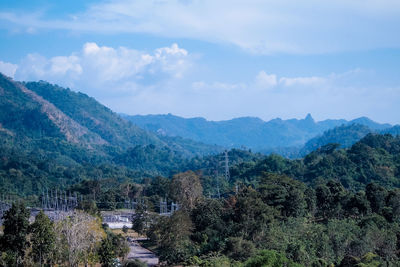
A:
230;133;400;191
24;80;162;148
0;74;220;195
122;113;392;151
299;124;374;156
0;75;104;147
351;116;392;130
299;123;400;157
1;73;399;198
383;125;400;136
0;74;219;155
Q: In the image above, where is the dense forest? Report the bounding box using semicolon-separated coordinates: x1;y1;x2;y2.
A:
2;74;400;266
3;133;399;266
141;171;400;266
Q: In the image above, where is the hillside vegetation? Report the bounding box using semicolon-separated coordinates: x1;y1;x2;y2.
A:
0;74;220;195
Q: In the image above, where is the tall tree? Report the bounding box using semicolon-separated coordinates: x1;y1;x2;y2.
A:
170;171;203;211
131;203;149;236
55;211;104;267
158;211;194;264
0;201;30;266
98;236;115;267
30;211;56;267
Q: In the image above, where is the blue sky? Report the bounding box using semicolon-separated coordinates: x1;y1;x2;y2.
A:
0;0;400;124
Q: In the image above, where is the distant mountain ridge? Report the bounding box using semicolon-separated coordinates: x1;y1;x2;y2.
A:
122;113;393;151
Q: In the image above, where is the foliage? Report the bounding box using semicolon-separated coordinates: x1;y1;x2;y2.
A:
29;211;56;266
0;201;30;266
225;237;256;261
122;259;147;267
170;171;203;211
234;133;400;191
300;123;374;156
243;249;303;267
131;203;150;235
99;230;129;267
151;211;195;264
98;237;115;267
144;168;400;266
113;144;186;176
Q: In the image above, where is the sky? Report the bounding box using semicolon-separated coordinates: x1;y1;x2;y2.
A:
0;0;400;124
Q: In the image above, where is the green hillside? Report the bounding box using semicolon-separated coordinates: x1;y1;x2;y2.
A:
300;124;374;156
0;74;220;195
231;133;400;191
24;80;162;148
299;123;400;157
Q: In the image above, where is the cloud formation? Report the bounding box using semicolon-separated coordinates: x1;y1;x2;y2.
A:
255;71;278;89
0;60;18;78
193;71;330;92
1;45;399;123
279;76;326;87
14;42;190;93
1;0;400;54
185;69;400;123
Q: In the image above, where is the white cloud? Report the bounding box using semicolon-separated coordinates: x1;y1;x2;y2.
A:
108;67;400;124
255;71;277;89
4;49;399;124
0;60;18;78
193;71;327;92
17;53;82;81
279;76;326;87
192;71;327;93
80;42;153;83
191;69;371;96
14;42;190;91
153;43;190;78
50;56;82;76
1;0;400;54
192;81;246;91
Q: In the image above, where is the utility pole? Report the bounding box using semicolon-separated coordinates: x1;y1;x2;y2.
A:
216;180;221;199
46;189;50;209
55;189;58;211
214;159;221;199
224;150;230;181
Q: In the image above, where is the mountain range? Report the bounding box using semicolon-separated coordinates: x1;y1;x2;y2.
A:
1;72;399;195
122;113;395;153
